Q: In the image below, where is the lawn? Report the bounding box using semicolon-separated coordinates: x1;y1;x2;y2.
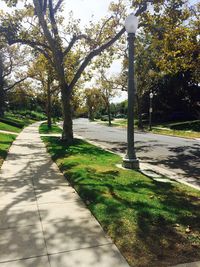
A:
160;120;200;132
0;121;21;133
96;118;200;138
39;122;62;134
152;120;200;138
152;128;200;138
0;133;16;167
0;112;35;133
42;136;200;267
95;118;128;127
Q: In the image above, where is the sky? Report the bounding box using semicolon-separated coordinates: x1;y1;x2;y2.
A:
0;0;128;103
0;0;198;103
63;0;130;103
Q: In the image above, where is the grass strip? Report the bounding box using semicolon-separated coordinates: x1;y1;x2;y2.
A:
152;128;200;139
0;133;16;167
39;122;62;134
42;136;200;267
96;119;200;138
0;121;21;133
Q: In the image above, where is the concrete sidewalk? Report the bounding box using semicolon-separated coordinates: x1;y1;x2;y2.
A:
0;122;129;267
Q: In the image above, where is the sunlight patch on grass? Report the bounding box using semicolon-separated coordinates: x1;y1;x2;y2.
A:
152;128;200;138
39;122;62;134
0;121;21;133
0;133;16;167
42;136;200;267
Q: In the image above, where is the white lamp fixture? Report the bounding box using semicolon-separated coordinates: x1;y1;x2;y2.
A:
150;92;153;99
125;13;139;34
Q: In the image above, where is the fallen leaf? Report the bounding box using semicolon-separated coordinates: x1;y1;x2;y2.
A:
185;226;191;233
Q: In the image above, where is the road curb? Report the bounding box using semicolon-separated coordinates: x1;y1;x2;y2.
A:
74;134;200;191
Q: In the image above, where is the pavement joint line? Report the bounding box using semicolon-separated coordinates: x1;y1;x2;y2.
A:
0;254;47;264
46;242;115;256
35;126;53;267
0;223;41;231
30;167;51;266
0;202;37;208
35;200;81;205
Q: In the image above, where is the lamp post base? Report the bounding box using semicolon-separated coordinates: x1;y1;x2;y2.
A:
123;158;140;169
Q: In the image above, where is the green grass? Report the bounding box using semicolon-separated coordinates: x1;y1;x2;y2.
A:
42;136;200;267
152;128;200;138
110;118;127;127
152;120;200;138
96;118;200;138
0;121;21;133
159;120;200;132
0;113;35;129
8;110;47;121
0;112;36;133
95;118;128;127
39;122;62;134
0;133;16;167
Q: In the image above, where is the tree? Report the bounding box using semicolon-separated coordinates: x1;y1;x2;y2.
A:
0;44;28;116
0;0;147;143
96;69;121;126
84;88;104;121
7;80;36;111
118;0;200;124
28;55;59;128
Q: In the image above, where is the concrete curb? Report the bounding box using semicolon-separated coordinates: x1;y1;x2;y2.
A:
74;134;200;191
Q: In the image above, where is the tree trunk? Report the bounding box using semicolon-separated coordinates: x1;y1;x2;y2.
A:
46;76;52;129
0;85;5;117
108;102;112;126
61;85;73;143
0;56;5;117
136;94;143;130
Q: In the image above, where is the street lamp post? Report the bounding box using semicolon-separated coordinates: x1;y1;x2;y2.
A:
123;13;139;169
149;91;153;131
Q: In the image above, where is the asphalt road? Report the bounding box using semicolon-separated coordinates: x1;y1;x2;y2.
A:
73;118;200;184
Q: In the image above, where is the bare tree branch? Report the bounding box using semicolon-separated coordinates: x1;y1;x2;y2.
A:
33;0;55;49
3;56;13;78
49;0;59;37
96;16;114;43
135;1;149;16
68;1;149;92
69;27;126;92
63;34;94;56
7;38;52;64
5;77;27;91
54;0;64;13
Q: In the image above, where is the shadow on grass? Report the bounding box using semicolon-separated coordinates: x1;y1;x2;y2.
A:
44;136;200;267
0;135;16;166
170;121;200;131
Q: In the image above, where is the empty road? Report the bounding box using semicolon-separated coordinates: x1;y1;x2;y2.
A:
73;118;200;186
